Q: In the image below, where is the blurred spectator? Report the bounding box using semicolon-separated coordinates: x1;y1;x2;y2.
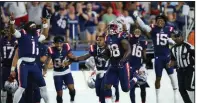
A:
122;9;134;33
76;2;89;42
187;30;194;46
4;2;28;27
175;2;186;31
149;15;156;25
66;5;79;43
128;2;138;17
0;6;9;27
27;2;45;25
102;6;116;25
42;2;55;18
111;2;123;17
50;5;67;41
96;21;106;35
85;2;98;44
150;2;160;15
164;3;179;30
138;2;151;14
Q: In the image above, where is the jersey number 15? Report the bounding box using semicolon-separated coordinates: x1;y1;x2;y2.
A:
156;33;168;46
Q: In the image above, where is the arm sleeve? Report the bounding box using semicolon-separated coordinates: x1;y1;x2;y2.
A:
13;30;22;38
136;17;152;33
38;34;46;42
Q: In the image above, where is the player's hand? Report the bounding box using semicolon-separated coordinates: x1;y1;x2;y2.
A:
41;17;48;24
62;59;71;67
10;12;15;21
118;60;124;68
133;10;138;18
10;71;16;79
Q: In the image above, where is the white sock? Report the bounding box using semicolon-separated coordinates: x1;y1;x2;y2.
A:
169;73;178;103
13;87;25;103
105;97;113;103
39;86;49;103
111;87;116;102
156;89;160;103
1;90;7;103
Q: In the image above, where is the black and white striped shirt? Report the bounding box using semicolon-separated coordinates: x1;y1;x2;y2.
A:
171;41;195;68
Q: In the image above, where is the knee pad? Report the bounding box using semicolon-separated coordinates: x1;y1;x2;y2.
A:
56;95;63;103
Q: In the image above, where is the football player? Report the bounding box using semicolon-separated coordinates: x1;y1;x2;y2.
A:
74;33;120;103
47;36;77;103
104;20;131;103
9;13;49;103
133;11;178;103
0;26;17;103
128;27;148;103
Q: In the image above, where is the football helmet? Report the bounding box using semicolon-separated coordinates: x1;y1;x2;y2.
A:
87;73;96;89
4;79;18;93
108;20;123;35
85;56;96;70
136;66;148;85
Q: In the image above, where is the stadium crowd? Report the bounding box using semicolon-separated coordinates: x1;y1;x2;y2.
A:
0;1;195;48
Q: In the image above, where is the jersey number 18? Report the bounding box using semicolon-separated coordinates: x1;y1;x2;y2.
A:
108;44;120;57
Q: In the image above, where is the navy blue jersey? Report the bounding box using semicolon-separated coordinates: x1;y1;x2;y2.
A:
36;43;48;69
150;25;174;56
105;32;128;66
48;43;71;72
85;12;97;27
67;15;79;39
0;36;17;67
129;35;147;68
89;44;110;70
17;29;39;58
50;13;68;35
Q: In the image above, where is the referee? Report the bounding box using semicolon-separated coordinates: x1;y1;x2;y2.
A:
169;31;195;103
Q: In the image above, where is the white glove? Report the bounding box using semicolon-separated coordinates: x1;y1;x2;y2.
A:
133;10;139;18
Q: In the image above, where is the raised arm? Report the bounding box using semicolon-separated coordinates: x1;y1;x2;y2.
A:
9;13;21;38
38;18;50;42
133;11;152;35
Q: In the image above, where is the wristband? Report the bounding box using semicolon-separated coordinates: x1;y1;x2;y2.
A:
10;20;15;24
11;66;15;71
42;23;48;28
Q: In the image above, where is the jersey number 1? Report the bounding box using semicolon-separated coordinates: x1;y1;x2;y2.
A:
32;41;39;55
